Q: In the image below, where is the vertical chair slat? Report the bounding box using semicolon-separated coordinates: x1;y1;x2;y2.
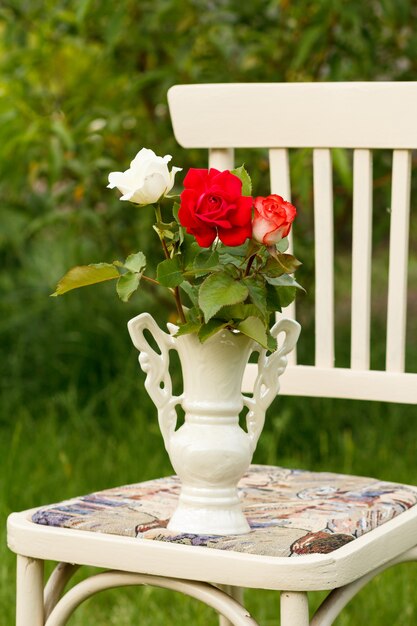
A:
269;148;296;364
386;149;412;372
209;148;234;171
313;149;335;368
269;148;291;200
351;149;373;370
269;149;294;255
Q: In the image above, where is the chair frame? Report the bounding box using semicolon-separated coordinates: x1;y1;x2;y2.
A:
7;82;417;625
168;82;417;404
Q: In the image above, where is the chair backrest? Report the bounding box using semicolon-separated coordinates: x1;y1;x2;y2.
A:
167;83;417;404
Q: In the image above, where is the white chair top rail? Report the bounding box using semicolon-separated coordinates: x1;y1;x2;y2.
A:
168;83;417;404
168;82;417;149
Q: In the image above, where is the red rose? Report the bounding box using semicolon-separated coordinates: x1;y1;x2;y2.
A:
178;168;253;247
252;195;296;246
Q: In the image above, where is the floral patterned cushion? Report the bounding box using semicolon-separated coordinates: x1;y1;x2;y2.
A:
32;465;417;557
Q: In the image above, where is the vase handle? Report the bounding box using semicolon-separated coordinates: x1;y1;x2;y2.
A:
127;313;182;450
243;318;301;452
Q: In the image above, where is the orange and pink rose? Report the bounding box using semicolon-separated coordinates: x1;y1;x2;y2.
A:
252;194;296;246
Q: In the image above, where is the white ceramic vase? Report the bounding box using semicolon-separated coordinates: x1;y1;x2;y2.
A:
128;313;300;536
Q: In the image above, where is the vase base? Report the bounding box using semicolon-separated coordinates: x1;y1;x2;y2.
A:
167;497;251;536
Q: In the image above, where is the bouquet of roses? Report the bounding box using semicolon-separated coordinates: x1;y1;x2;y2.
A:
53;148;303;350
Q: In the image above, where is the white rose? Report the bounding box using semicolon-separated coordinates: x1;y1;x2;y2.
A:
107;147;182;205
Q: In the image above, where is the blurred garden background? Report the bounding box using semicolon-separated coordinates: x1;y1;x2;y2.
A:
1;0;417;623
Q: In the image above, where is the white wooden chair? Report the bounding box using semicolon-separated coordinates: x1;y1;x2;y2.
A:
7;82;417;625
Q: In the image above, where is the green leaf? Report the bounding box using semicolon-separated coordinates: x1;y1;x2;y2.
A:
265;283;298;312
185;306;202;323
153;214;179;242
51;263;119;296
153;223;176;240
182;236;201;268
263;253;302;277
123;251;146;273
276;286;296;307
230;164;252;196
198;319;228;342
266;273;305;290
157;257;183;287
266;283;282;312
177;225;185;246
184;249;221;278
278;253;302;273
223;263;240;279
193;249;219;271
175;321;201;337
277;237;289;253
243;276;268;319
198;272;249;322
219;242;250;258
116;272;140;302
262;259;284;278
173;202;181;223
237;316;269;348
217;303;265;321
218;252;246;269
179;281;199;306
267;333;278;352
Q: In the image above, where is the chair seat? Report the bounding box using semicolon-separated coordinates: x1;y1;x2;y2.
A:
31;464;417;558
8;464;417;591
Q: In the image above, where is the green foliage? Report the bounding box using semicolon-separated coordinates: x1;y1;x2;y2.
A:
116;271;140;302
198;271;249;323
262;253;302;277
237;316;270;348
1;2;417;622
50;161;302;348
52;251;147;300
157;257;183;287
230;165;252;196
242;276;267;319
123;251;146;273
192;249;220;273
197;318;228;342
52;262;120;295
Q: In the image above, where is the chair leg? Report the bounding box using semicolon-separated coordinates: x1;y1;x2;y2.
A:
16;555;44;626
280;591;309;626
218;586;244;626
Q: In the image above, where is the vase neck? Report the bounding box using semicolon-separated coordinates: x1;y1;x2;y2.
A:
174;329;254;417
184;414;239;425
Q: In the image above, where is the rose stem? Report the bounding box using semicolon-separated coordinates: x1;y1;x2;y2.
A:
155;205;187;324
174;289;187;324
244;254;256;277
141;275;160;286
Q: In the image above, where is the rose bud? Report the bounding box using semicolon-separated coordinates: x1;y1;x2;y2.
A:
107;148;182;205
178;168;253;247
252;194;296;246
